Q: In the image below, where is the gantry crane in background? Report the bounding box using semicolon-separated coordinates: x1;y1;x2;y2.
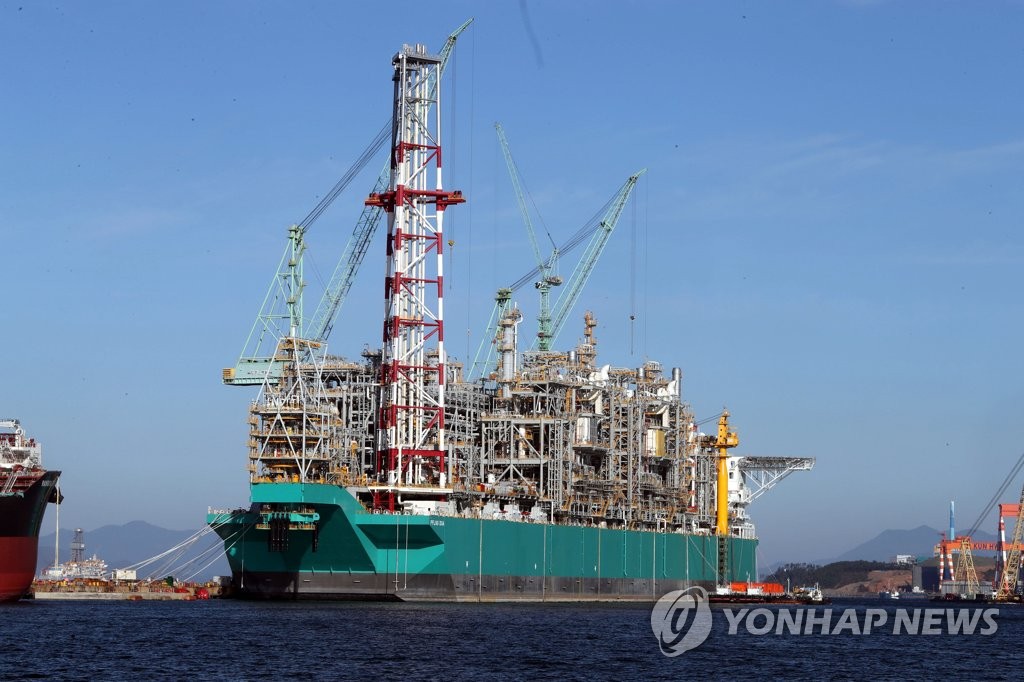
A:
222;19;473;386
934;526;1024;598
931;451;1024;600
996;483;1024;599
929;452;1024;599
469;169;645;380
953;536;981;597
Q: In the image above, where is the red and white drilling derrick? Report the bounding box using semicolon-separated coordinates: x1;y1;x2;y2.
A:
366;44;464;510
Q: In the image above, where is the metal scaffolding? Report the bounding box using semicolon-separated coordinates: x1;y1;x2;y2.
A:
241;309;794;538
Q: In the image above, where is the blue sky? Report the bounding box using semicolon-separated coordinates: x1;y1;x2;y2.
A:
3;1;1023;568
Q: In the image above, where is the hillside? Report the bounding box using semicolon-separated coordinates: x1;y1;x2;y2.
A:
765;562;919;595
830;569;913;595
764;561;902;589
765;557;997;595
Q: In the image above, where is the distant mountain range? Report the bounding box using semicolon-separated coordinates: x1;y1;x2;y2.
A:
832;524;998;563
37;520;230;581
760;524;1002;577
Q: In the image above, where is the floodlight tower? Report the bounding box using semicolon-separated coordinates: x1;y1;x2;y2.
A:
366;44;464;509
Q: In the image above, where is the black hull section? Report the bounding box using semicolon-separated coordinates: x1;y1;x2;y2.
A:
230;570;716;602
0;471;60;538
0;471;59;601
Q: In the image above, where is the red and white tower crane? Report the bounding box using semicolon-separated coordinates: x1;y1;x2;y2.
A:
366;44;464;509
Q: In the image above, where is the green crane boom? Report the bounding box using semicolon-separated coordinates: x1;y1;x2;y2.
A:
494;122;561;351
469;170;644;379
548;170;645;348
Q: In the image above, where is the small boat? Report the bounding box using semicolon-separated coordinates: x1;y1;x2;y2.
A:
879;587;900;600
793;583;827;604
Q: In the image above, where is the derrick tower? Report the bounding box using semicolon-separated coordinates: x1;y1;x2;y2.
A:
366;44;464;508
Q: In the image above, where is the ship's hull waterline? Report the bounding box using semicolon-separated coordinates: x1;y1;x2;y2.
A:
0;471;61;601
209;483;757;601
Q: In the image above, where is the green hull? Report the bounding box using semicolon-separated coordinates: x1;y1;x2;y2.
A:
209;483;757;601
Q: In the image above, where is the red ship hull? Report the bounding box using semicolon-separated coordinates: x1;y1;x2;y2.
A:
0;470;60;602
0;537;39;601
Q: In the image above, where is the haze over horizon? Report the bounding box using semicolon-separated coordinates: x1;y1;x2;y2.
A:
3;1;1023;569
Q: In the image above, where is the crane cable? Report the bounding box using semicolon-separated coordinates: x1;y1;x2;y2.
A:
508;188;620;292
277;120;393;303
966;450;1024;538
643;174;649;358
629;178;637;355
297;121;391;232
523;169;558;256
464;27;477;363
695;412;729;428
447;37;458;291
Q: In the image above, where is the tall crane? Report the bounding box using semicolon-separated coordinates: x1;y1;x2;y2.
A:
953;536;980;597
713;411;739;585
996;483;1024;599
495;122;562;350
223;19;473;386
469;170;644;379
547;169;644;349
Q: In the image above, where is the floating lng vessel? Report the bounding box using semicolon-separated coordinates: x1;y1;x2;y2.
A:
0;419;60;601
208;35;813;601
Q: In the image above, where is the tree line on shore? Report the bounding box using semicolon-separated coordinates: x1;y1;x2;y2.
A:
764;561;904;589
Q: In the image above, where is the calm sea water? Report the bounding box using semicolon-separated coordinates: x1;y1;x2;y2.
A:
1;598;1021;680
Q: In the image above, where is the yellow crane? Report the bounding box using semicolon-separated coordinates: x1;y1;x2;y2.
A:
715;411;740;536
714;411;739;584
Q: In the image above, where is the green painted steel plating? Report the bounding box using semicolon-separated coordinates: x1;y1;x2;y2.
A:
207;482;758;595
